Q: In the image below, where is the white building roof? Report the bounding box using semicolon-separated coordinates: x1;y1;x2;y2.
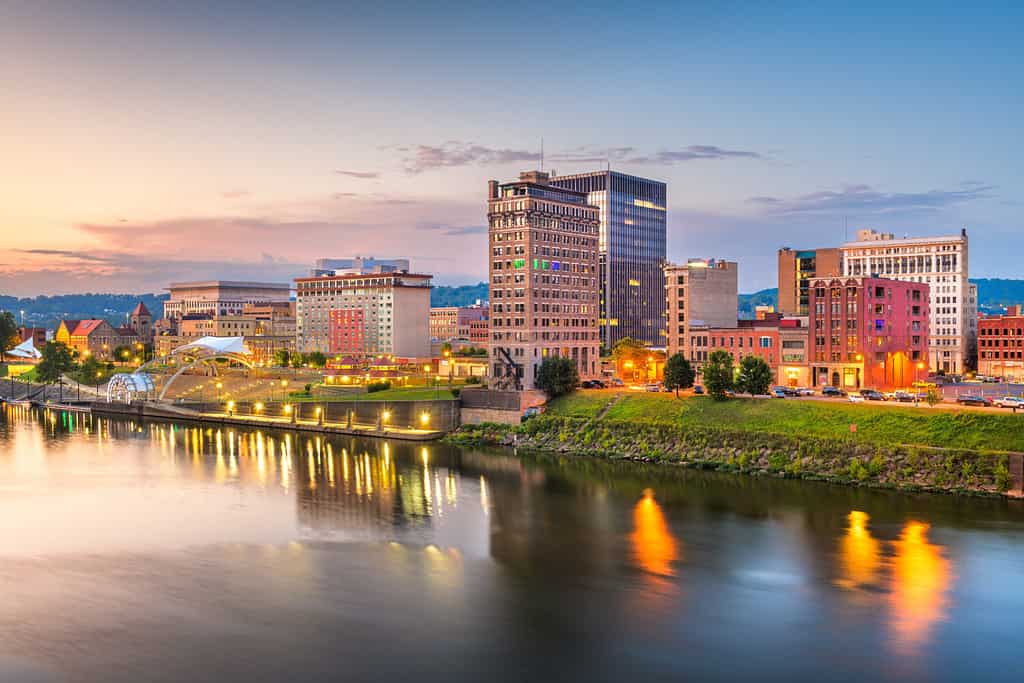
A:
172;336;250;356
7;338;42;359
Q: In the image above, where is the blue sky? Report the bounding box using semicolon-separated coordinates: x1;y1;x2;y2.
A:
1;1;1020;295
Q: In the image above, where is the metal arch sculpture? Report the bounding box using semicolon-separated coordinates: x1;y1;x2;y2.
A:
144;336;255;401
107;372;156;403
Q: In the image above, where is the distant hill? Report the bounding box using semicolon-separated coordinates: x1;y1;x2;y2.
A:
0;293;169;329
430;282;488;308
738;278;1024;318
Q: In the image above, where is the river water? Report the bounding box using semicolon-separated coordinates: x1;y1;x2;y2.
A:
1;405;1023;682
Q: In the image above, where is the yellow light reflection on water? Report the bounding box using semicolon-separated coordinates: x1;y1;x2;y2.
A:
836;510;880;591
889;521;951;655
631;488;679;577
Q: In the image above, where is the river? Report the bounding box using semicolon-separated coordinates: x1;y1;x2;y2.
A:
1;404;1023;682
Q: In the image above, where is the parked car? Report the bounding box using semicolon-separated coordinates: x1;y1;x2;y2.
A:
859;389;887;401
821;386;846;398
693;385;705;395
522;406;544;421
848;393;866;403
771;388;789;399
645;383;662;392
770;386;798;397
581;379;606;389
796;387;816;396
610;377;625;387
957;395;993;407
993;396;1024;409
892;391;916;403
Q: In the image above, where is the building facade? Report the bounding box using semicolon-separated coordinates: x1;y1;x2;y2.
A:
808;276;929;390
487;171;600;390
311;256;411;277
841;229;969;374
687;319;781;372
163;281;292;321
777;247;842;316
549;171;666;347
295;271;432;358
55;319;139;360
777;318;812;387
429;305;487;341
978;305;1024;381
17;327;46;347
664;259;739;363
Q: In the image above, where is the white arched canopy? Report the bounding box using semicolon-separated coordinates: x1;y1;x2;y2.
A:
107;372;156;403
142;336;253;401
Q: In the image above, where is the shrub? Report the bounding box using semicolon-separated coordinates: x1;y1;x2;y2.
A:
465;375;481;385
535;356;579;398
367;381;391;393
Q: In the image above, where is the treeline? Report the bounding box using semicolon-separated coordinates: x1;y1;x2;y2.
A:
0;293;168;328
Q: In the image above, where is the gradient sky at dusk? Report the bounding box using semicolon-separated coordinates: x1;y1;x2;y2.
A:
2;1;1021;296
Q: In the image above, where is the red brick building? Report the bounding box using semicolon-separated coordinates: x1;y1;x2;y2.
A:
328;309;365;355
689;319;781;372
978;305;1024;381
808;276;929;390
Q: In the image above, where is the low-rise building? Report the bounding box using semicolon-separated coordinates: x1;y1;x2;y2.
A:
429;304;487;341
163;281;291;321
687;318;781;373
808;276;929;390
17;327;47;347
978;305;1024;381
776;318;812;387
55;319;139;360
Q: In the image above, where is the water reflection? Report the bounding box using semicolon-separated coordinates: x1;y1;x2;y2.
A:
836;510;881;591
890;522;951;656
631;488;679;577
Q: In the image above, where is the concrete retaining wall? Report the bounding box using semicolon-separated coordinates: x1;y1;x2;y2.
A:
460;407;522;426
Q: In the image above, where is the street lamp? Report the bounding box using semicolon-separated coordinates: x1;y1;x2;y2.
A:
95;371;103;399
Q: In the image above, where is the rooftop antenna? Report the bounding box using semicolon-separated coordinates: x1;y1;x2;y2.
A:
540;137;544;172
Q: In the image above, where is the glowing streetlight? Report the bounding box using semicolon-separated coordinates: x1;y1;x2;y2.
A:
226;400;235;416
254;402;264;414
419;412;430;427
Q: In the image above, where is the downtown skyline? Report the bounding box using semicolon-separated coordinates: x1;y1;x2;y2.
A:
2;1;1021;296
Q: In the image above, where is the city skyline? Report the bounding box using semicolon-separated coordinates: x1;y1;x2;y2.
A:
2;2;1021;296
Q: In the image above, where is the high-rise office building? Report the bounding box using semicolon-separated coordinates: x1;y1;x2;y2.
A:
549;171;666;348
487;171;600;390
777;247;842;316
841;229;970;373
664;259;738;364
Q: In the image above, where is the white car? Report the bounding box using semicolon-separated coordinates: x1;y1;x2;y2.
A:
994;396;1024;409
796;387;816;396
848;394;866;403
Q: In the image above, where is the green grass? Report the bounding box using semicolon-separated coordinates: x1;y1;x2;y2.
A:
545;391;1024;453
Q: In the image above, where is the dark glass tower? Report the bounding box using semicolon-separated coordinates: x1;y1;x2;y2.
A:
550;171;667;347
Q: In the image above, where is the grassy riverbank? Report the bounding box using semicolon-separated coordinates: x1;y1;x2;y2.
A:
545;392;1024;452
449;392;1023;496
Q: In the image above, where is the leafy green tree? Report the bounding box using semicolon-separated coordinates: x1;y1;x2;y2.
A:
36;341;75;384
290;352;306;368
736;355;773;396
112;344;133;365
925;388;942;407
534;356;579;398
307;351;327;368
702;350;735;401
274;349;290;367
0;311;18;362
663;353;695;397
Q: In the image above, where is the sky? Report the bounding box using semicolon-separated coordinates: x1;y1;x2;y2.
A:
1;1;1021;296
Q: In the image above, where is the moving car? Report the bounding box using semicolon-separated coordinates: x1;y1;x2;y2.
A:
993;396;1024;409
957;395;993;407
821;386;846;398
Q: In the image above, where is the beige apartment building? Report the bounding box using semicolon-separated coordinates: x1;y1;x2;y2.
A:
295;271;432;358
777;247;842;315
487;171;600;390
841;228;971;373
163;281;292;320
664;259;738;365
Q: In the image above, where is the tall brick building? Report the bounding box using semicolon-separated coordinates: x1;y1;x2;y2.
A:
487;171;600;390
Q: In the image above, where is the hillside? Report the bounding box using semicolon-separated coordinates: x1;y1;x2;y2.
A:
430;282;488;307
0;293;169;329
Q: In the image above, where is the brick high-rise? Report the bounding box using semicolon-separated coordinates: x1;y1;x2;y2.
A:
487;171;600;390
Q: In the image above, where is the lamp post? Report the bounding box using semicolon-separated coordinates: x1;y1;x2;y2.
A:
443;349;452;391
95;371;102;400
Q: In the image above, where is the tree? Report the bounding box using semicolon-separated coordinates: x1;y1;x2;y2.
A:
736;355;773;396
702;350;735;400
113;344;133;365
534;356;579;398
307;351;327;368
290;352;306;368
663;353;695;397
274;349;290;367
0;311;17;362
36;341;75;384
